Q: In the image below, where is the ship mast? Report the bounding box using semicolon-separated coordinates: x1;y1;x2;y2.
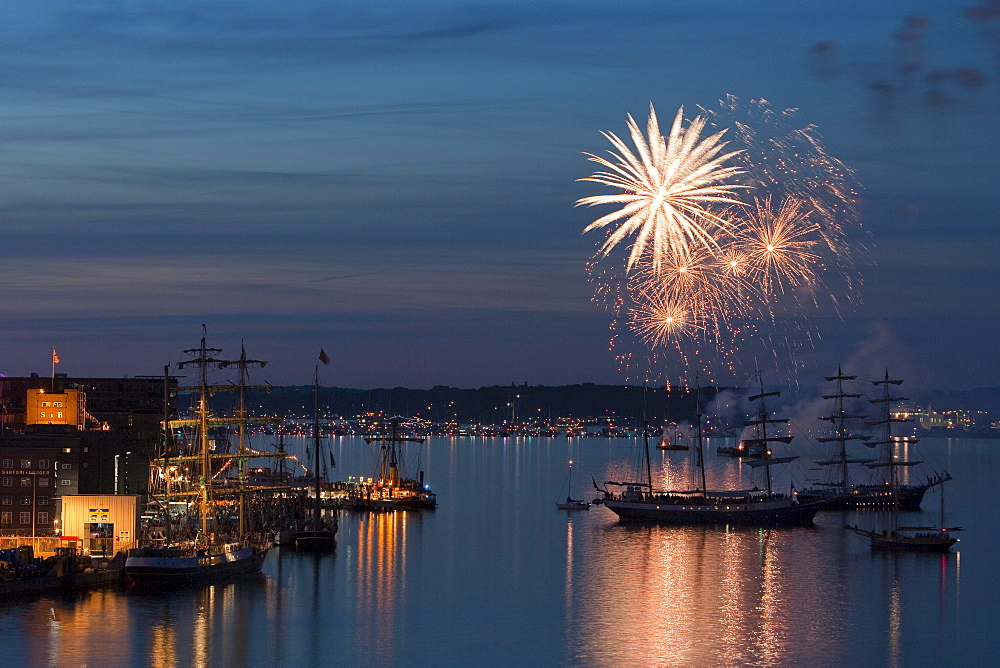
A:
695;376;707;496
742;376;797;496
177;326;227;542
816;367;869;494
233;341;267;536
312;364;322;526
866;369;917;522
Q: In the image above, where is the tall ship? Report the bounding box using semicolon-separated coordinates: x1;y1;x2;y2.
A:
598;378;824;526
348;417;437;511
796;368;950;510
124;329;274;588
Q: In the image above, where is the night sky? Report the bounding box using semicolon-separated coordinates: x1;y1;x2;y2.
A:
3;0;998;390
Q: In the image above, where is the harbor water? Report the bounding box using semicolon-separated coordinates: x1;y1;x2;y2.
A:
1;436;996;666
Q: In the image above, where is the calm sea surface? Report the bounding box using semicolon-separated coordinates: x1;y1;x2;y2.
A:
1;436;996;667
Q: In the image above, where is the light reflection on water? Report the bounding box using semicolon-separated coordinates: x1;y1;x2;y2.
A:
0;436;995;666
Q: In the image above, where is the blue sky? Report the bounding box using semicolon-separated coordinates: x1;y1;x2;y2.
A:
2;0;998;390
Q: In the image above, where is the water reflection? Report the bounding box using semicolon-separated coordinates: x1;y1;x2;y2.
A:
0;437;987;666
354;511;406;664
573;522;846;665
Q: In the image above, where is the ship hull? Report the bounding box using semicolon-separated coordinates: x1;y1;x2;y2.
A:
847;526;959;552
604;497;822;526
124;544;269;589
293;530;337;551
797;484;931;511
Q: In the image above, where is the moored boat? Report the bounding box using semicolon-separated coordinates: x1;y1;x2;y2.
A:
555;460;591;510
796;367;950;510
125;330;273;588
600;377;824;526
846;371;962;552
293;356;337;551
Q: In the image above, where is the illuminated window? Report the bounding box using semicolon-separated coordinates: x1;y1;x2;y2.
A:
20;478;31;487
41;402;50;407
53;402;63;408
21;497;30;505
0;512;10;525
60;480;71;486
37;512;48;525
57;412;64;419
61;463;71;470
21;459;31;469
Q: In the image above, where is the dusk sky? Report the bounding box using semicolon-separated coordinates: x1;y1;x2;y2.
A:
3;0;998;390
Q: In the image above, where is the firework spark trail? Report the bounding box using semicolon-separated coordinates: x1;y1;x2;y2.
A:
580;97;864;384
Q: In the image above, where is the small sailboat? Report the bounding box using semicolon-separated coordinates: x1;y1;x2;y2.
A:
847;371;961;552
555;460;590;510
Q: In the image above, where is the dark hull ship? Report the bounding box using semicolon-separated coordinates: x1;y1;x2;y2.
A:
125;331;273;589
601;378;823;527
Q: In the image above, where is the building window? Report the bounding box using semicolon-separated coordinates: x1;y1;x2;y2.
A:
61;463;72;470
21;497;30;505
60;480;71;486
1;496;10;505
21;459;32;469
19;512;30;524
38;496;48;506
38;459;49;469
1;477;11;487
42;402;50;407
54;402;63;408
21;478;31;487
1;511;10;525
39;478;50;488
37;512;48;525
1;458;11;468
63;448;71;453
57;412;64;418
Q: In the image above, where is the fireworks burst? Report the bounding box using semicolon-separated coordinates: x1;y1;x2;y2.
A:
736;195;821;296
576;105;747;272
580;97;864;384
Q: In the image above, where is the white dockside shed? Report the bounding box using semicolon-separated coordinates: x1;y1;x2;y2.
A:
61;495;141;556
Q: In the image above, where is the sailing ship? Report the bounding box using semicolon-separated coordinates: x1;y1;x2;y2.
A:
293;362;337;551
125;330;273;588
349;417;437;511
847;371;961;551
656;425;689;451
797;369;951;510
598;379;824;526
555;460;590;510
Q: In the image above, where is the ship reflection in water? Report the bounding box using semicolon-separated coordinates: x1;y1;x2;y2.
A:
568;523;850;665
